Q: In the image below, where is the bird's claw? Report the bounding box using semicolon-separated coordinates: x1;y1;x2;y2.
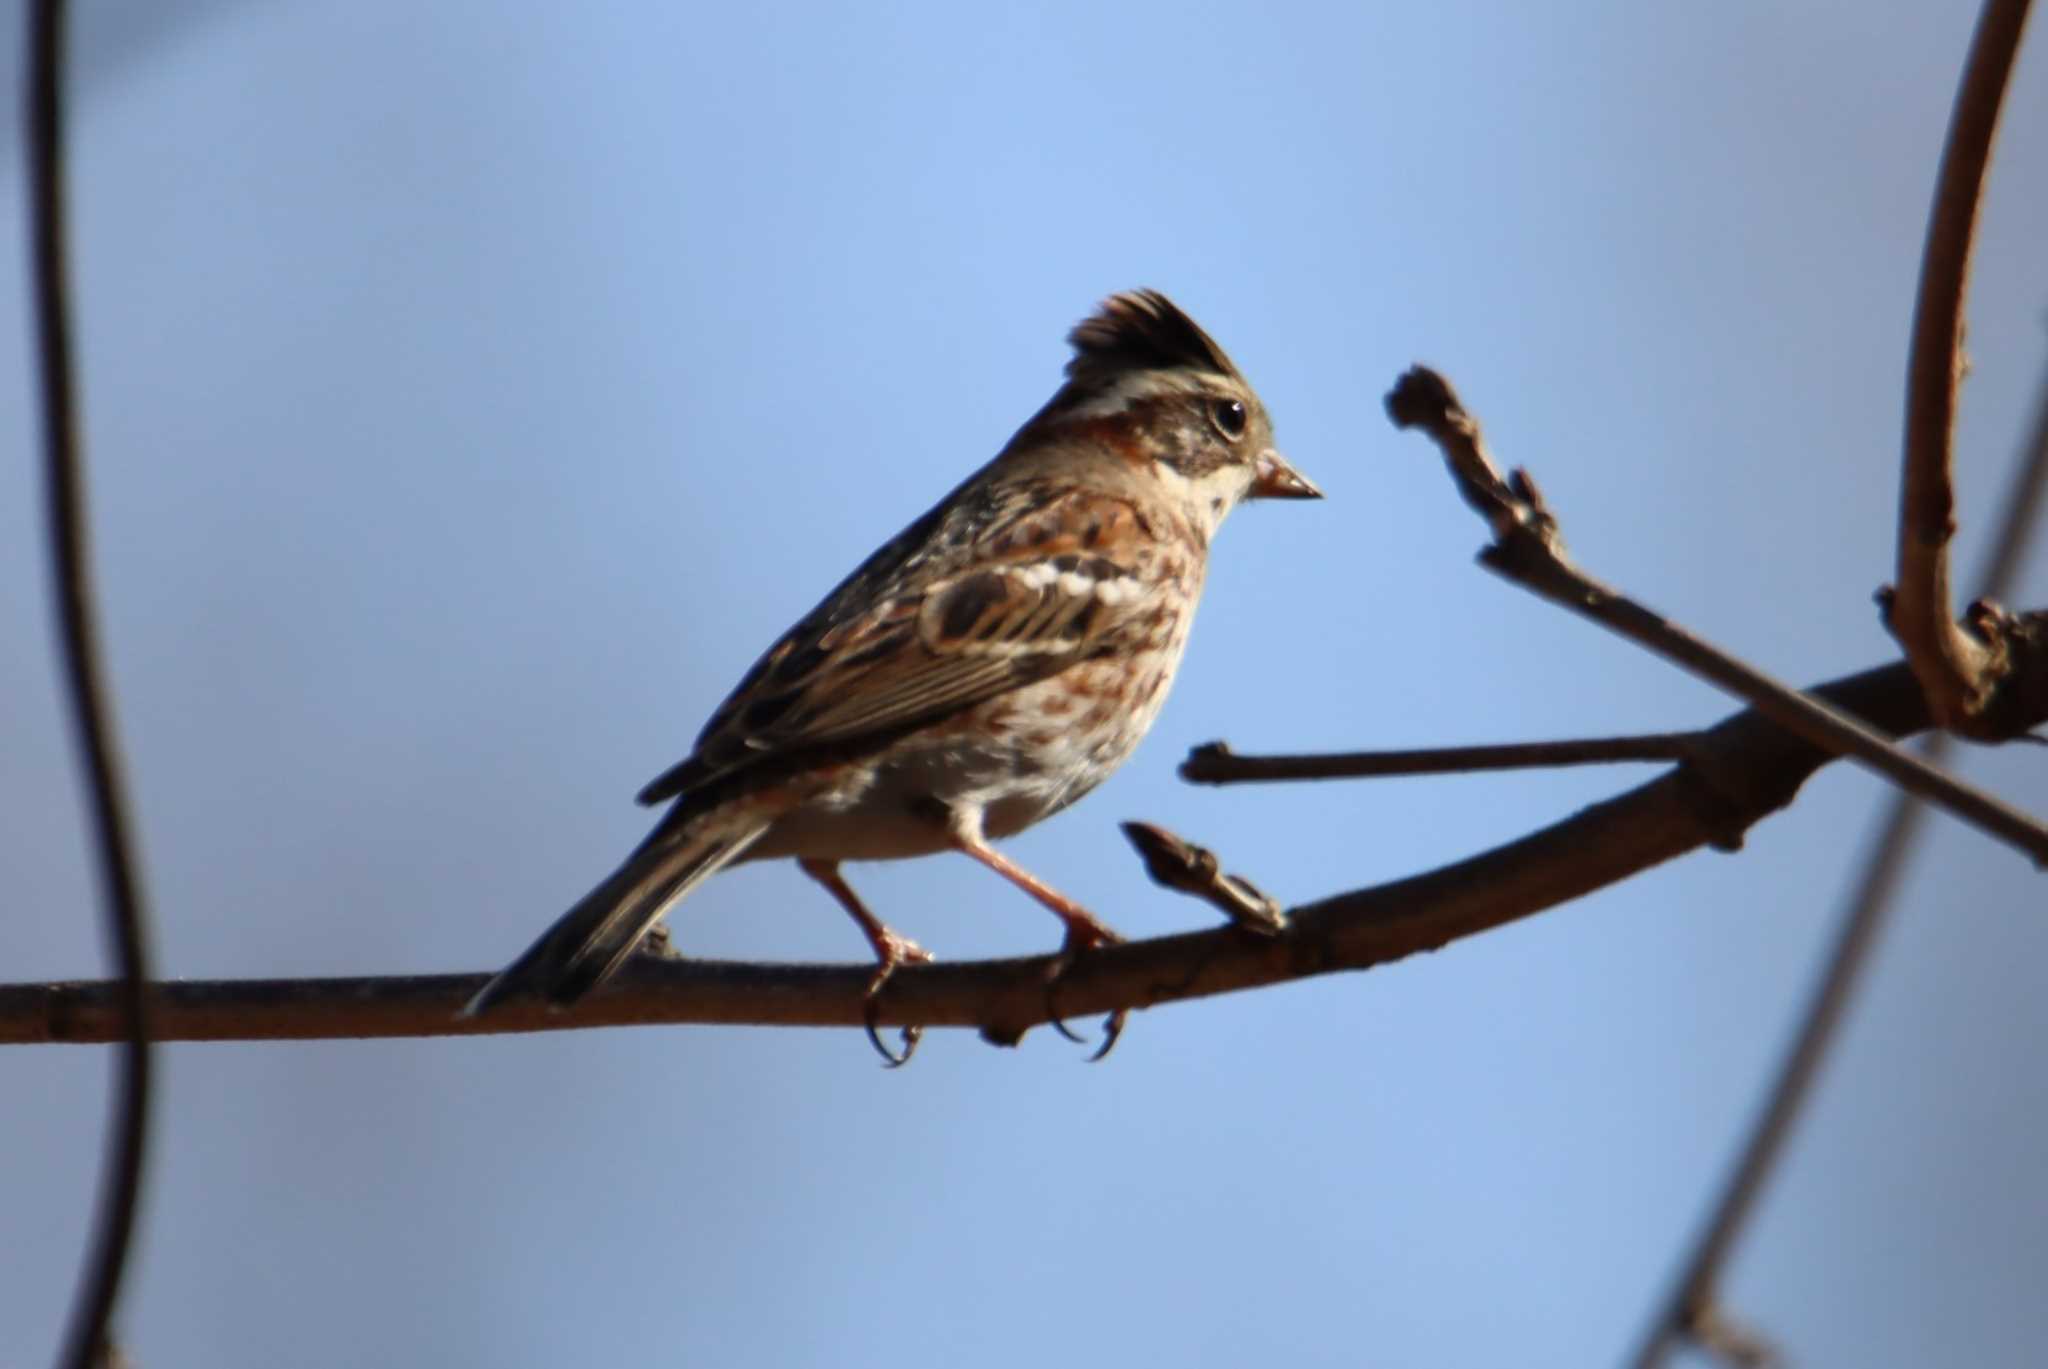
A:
1042;994;1124;1059
1047;1010;1090;1046
1043;924;1126;1061
861;936;933;1068
863;1010;920;1068
1088;1008;1127;1062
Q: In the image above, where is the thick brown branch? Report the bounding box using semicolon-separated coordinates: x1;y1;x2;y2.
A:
0;656;2019;1049
1386;365;2048;865
1180;733;1699;784
1887;0;2036;731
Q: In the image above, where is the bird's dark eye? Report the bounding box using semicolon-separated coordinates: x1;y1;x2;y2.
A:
1210;398;1247;440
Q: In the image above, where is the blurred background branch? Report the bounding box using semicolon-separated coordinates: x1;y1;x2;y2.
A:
27;2;157;1367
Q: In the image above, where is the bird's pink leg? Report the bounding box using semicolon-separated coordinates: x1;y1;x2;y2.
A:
948;837;1124;950
799;858;930;1067
947;835;1127;1059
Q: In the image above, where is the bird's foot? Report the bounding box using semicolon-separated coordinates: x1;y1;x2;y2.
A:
1045;919;1127;1062
862;932;935;1069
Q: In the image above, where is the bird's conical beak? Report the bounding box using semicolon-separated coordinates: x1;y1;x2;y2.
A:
1249;449;1322;500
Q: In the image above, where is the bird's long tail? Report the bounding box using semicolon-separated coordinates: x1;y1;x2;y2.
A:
462;818;769;1019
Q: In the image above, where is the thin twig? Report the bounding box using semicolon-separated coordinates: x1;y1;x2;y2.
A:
1887;0;2036;730
1119;821;1287;935
1386;365;2048;865
28;4;159;1368
0;654;2031;1049
1180;733;1699;784
1637;345;2048;1368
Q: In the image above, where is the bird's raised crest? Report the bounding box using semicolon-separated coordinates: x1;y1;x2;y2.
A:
1065;289;1240;385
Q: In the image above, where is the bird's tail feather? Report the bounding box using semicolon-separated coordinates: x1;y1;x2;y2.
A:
462;820;768;1019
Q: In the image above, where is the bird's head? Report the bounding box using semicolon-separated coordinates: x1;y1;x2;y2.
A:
1008;289;1320;537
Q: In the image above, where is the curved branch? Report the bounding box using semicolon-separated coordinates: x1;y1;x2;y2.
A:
1888;0;2036;731
27;3;159;1367
0;655;2017;1050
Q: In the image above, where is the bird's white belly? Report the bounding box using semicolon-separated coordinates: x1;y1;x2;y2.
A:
739;637;1186;865
737;732;1071;862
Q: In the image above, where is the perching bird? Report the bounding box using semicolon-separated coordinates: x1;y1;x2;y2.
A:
464;289;1319;1056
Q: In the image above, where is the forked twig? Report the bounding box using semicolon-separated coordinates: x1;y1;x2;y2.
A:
1120;821;1287;935
1385;365;2048;865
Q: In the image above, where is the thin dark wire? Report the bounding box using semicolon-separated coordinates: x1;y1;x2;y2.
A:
29;3;159;1368
1632;356;2048;1367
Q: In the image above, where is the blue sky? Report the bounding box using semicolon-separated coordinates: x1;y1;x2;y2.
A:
4;3;2048;1365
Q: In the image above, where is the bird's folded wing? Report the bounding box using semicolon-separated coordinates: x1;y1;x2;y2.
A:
637;491;1158;806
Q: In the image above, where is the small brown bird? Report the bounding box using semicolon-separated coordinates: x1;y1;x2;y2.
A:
464;289;1319;1055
